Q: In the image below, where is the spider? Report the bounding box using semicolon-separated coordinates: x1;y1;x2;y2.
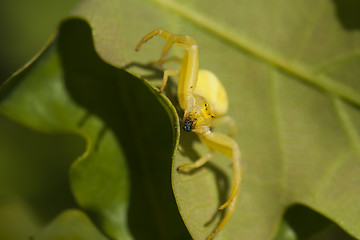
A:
136;28;242;240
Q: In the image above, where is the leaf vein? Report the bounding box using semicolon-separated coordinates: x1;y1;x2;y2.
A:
153;0;360;107
333;97;360;159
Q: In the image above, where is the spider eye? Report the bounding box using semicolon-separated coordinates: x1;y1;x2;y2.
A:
183;117;196;132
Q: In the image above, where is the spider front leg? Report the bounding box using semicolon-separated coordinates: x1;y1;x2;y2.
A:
135;28;173;65
135;28;197;66
136;28;199;110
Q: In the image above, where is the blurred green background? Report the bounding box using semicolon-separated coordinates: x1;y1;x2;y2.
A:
0;1;81;239
0;0;79;83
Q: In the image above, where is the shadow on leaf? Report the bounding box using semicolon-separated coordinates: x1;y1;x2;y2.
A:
332;0;360;31
57;18;190;240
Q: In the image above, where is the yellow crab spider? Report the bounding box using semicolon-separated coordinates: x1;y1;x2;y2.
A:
136;28;242;240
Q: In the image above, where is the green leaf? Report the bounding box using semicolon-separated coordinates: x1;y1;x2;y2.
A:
1;0;360;240
0;16;187;240
0;114;83;239
35;209;108;240
0;0;78;82
281;205;356;240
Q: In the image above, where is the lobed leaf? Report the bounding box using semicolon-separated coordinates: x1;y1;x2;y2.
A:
1;0;360;239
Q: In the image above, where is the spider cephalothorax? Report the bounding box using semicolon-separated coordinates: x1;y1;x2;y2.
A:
183;96;214;133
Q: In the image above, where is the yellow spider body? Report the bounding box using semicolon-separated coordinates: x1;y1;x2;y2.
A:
195;70;228;116
136;29;242;240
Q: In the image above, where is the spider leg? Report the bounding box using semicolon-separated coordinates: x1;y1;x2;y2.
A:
160;69;179;92
135;28;172;51
135;28;199;111
205;195;238;240
177;151;214;171
198;131;242;239
211;115;238;137
135;28;196;64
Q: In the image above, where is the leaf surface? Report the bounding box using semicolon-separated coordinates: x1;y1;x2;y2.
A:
35;209;108;240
